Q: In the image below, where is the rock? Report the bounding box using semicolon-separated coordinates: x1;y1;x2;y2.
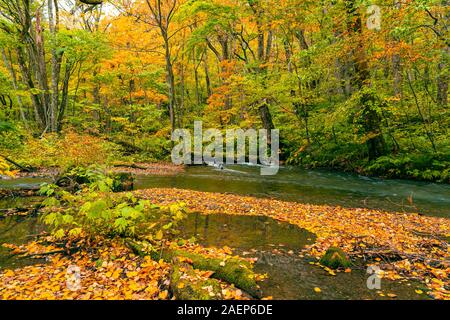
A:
170;262;223;300
319;247;351;269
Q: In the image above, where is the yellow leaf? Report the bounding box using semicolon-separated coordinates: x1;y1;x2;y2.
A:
158;290;168;299
178;283;185;289
129;282;139;291
3;270;14;277
314;287;321;293
155;230;163;240
415;290;423;294
126;271;138;278
145;285;158;296
112;269;122;279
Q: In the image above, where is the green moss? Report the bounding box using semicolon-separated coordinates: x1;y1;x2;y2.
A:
170;263;222;300
319;247;351;269
126;240;261;298
172;250;261;298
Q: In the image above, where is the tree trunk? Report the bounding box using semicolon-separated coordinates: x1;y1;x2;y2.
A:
48;0;61;132
392;53;403;97
250;1;275;134
16;47;46;129
346;0;386;160
259;100;275;133
1;49;28;126
164;37;177;133
203;49;212;98
57;60;72;132
34;10;51;130
437;47;448;106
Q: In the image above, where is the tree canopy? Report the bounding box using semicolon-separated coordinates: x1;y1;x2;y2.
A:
0;0;448;181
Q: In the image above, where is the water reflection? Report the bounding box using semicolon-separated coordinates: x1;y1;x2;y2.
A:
179;213;426;300
180;213;315;251
0;216;46;270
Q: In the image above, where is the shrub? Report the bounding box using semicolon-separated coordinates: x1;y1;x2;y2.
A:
39;167;187;241
14;131;120;169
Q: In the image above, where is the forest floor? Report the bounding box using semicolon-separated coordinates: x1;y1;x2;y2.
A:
0;164;449;300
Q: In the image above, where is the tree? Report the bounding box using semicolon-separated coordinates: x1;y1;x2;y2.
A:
124;0;181;133
0;0;110;133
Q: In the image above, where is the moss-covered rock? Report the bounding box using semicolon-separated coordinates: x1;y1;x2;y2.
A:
170;262;223;300
443;235;450;244
166;250;261;298
126;239;262;298
55;167;134;192
319;247;351;269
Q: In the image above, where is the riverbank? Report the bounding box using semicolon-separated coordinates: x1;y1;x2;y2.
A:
286;149;450;184
4;162;185;179
0;185;448;299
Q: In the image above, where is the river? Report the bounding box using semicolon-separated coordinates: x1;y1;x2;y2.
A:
1;165;448;299
134;165;450;218
1;165;448;217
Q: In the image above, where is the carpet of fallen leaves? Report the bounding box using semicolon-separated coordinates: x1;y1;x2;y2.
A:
0;239;251;300
135;188;450;300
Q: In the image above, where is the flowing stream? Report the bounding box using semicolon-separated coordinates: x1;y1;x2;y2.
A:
1;166;448;217
135;165;450;218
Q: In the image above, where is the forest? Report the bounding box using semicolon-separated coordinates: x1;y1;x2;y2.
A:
0;0;449;302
